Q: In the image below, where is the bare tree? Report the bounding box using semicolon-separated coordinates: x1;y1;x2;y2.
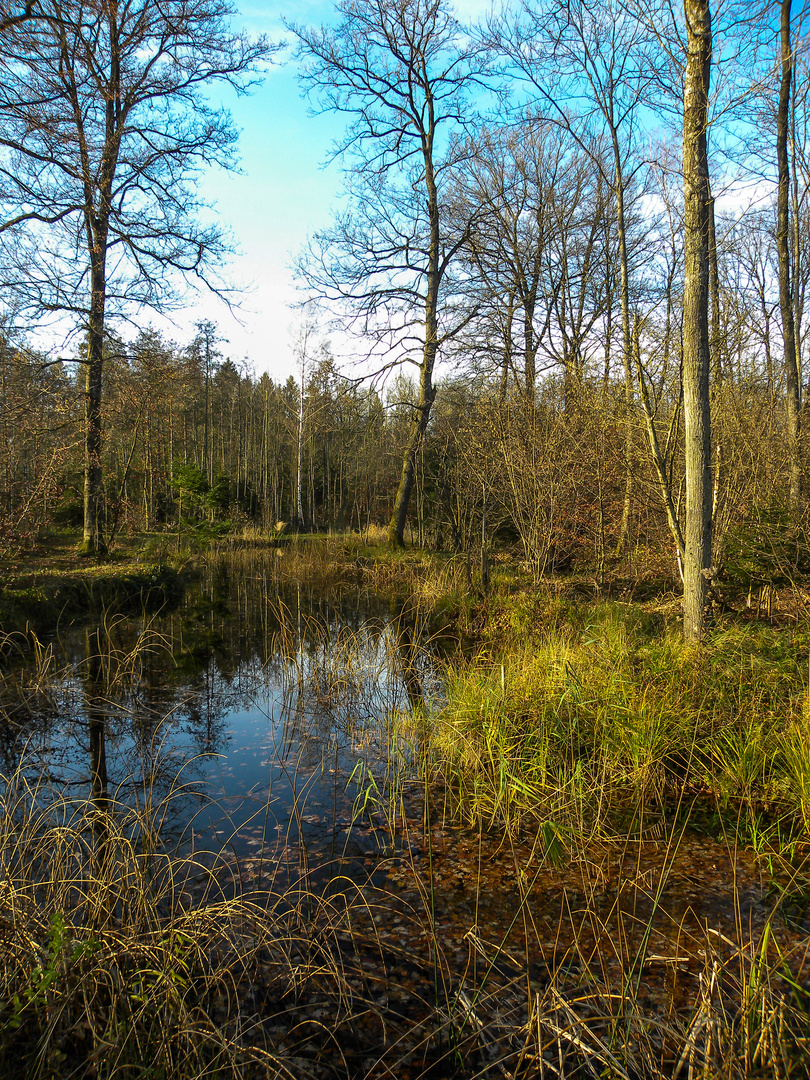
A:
0;0;272;554
456;120;617;400
454;120;566;398
487;0;657;553
776;0;800;506
0;2;34;31
682;0;713;641
290;0;487;548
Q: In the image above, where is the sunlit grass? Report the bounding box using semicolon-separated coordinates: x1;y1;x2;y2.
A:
433;595;810;847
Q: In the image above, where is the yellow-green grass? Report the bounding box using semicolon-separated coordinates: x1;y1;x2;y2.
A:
433;598;810;845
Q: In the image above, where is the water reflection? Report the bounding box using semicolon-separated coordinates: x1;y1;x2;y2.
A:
84;628;109;820
0;557;440;871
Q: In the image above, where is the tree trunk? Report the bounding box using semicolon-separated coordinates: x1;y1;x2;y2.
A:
612;133;635;557
81;254;108;556
388;342;438;547
777;0;800;506
296;369;305;530
682;0;713;642
524;301;536;399
708;191;724;521
791;82;802;399
500;291;515;402
636;314;686;567
388;112;441;548
79;1;122;558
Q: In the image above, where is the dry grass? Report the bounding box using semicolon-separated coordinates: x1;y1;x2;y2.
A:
1;746;809;1079
0;773;278;1077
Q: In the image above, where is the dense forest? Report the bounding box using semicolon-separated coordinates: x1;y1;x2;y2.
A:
0;0;807;632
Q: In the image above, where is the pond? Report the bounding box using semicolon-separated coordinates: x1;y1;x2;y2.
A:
1;555;443;880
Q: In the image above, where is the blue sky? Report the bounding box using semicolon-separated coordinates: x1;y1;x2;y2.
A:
153;0;493;382
158;5;343;381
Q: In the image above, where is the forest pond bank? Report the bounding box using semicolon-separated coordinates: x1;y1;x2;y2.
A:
1;548;809;1078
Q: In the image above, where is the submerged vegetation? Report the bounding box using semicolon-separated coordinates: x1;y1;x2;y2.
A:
2;764;808;1079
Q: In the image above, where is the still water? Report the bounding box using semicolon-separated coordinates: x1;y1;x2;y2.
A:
1;555;441;871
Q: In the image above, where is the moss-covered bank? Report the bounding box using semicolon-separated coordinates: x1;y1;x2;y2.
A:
0;562;185;639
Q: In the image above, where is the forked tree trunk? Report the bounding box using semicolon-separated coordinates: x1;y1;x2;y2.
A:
682;0;713;642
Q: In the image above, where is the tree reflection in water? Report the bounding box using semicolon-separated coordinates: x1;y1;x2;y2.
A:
1;557;441;871
84;628;109;821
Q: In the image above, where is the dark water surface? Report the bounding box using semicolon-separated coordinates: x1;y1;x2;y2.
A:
1;555;440;872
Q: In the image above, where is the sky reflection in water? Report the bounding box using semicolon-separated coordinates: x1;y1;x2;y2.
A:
4;568;440;865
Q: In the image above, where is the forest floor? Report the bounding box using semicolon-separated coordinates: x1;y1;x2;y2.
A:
1;531;140;583
0;531;186;635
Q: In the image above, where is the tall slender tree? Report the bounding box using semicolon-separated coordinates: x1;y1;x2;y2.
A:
776;0;800;507
682;0;713;641
290;0;486;548
0;0;272;554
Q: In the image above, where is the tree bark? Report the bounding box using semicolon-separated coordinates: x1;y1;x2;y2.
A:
388;338;438;547
708;191;724;522
612;132;635;556
777;0;800;507
81;239;109;556
682;0;713;642
388;81;441;548
523;293;537;398
500;290;515;402
80;4;119;557
636;314;686;566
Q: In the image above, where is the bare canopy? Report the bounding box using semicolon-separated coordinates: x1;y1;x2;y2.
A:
289;0;488;548
0;0;273;554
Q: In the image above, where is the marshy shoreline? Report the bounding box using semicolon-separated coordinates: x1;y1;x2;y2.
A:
0;531;808;1079
0;535;187;644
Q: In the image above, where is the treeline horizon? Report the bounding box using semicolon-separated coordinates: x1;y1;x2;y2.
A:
0;284;803;590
